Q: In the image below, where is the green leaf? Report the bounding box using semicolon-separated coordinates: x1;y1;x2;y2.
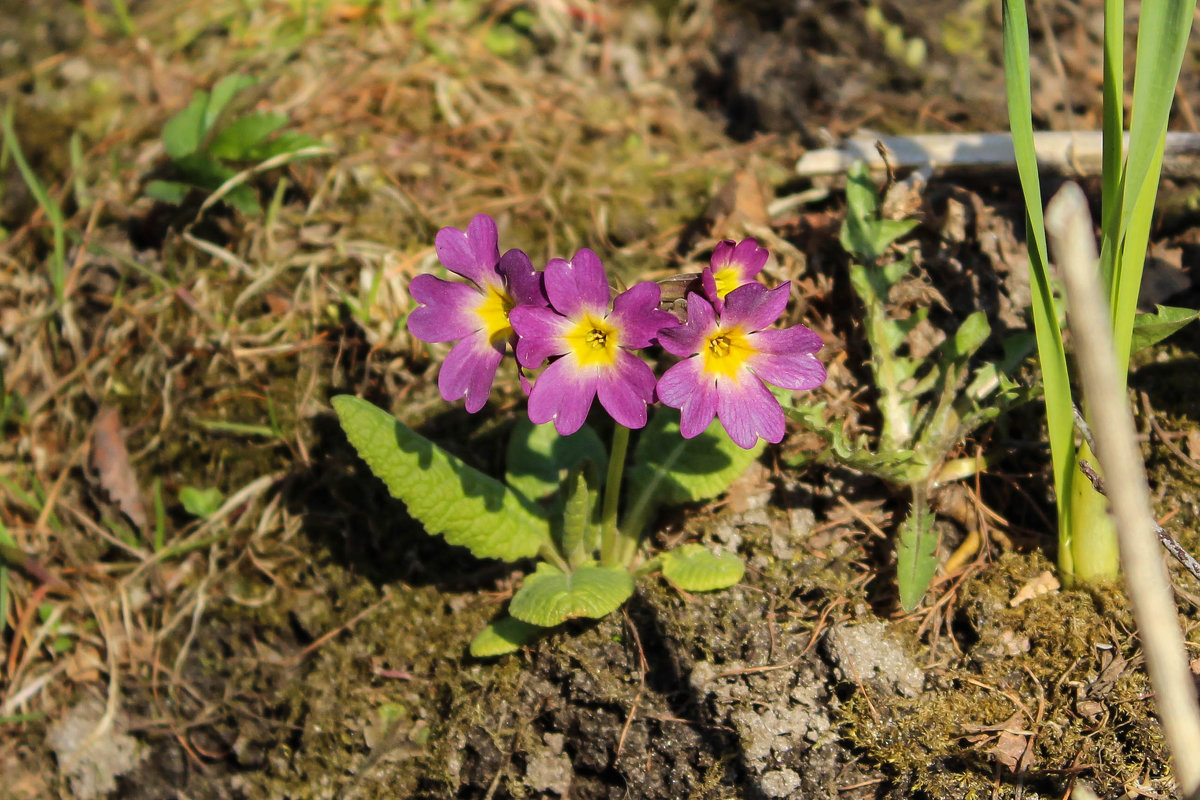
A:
896;499;938;611
1003;0;1075;572
179;486;223;518
469;616;546;657
1131;305;1199;352
162;91;209;159
659;544;744;592
172;153;238;189
332;395;551;562
144;179;192;205
208;112;288;161
559;464;597;568
839;161;919;263
203;74;257;133
629;409;763;507
245;129;323;160
505;419;606;504
223;184;264;217
945;311;990;361
508;562;634;626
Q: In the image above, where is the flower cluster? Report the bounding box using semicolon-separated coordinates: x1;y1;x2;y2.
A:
407;214;826;448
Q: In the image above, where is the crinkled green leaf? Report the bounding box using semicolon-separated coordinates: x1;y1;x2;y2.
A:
660;544;744;591
162;91;209;159
508;562;634;626
629;409;763;507
505;419;606;504
1130;304;1199;353
897;500;938;611
208;112;288;161
332;395;550;562
469;616;546;657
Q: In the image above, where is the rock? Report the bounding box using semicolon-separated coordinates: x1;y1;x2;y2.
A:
824;621;925;698
47;697;146;800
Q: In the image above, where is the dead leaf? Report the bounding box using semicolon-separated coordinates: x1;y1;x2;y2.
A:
1086;647;1127;699
1075;698;1105;722
990;729;1030;772
1010;570;1060;607
90;406;147;530
706;168;770;237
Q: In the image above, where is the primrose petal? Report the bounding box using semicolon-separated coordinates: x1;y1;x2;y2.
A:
435;214;502;286
511;305;570;369
499;248;547;307
545;249;610;316
407;274;481;343
716;375;785;449
439;333;506;413
721;281;789;332
528;356;599;435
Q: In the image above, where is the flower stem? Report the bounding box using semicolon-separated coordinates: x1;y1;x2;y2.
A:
599;424;630;567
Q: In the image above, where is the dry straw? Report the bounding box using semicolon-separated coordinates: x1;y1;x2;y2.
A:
1045;182;1200;795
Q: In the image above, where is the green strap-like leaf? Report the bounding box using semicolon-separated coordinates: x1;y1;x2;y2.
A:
508;562;634;626
469;616;546;658
332;395;551;563
660;544;744;592
1002;0;1076;567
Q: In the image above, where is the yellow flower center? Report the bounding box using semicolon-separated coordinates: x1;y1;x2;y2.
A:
564;312;619;367
476;284;516;345
701;325;755;379
712;267;742;300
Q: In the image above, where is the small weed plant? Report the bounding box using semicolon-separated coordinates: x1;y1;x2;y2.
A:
334;216;826;655
147;74;327;217
787;162;1030;609
1003;0;1198;585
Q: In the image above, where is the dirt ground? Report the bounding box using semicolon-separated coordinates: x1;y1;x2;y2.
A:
4;1;1200;798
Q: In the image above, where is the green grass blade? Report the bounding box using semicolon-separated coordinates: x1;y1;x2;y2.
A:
1120;0;1194;242
1002;0;1075;544
1097;0;1123;296
1110;0;1193;390
2;103;66;304
1113;134;1165;383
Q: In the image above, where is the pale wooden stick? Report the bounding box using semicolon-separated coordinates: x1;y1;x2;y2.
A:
796;131;1200;178
1045;182;1200;795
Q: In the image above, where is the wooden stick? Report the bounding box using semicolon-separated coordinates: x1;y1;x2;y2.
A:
796;131;1200;179
1045;182;1200;795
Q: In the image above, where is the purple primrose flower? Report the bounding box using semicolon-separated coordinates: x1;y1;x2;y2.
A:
407;214;546;413
657;282;826;449
701;237;769;312
509;249;677;435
